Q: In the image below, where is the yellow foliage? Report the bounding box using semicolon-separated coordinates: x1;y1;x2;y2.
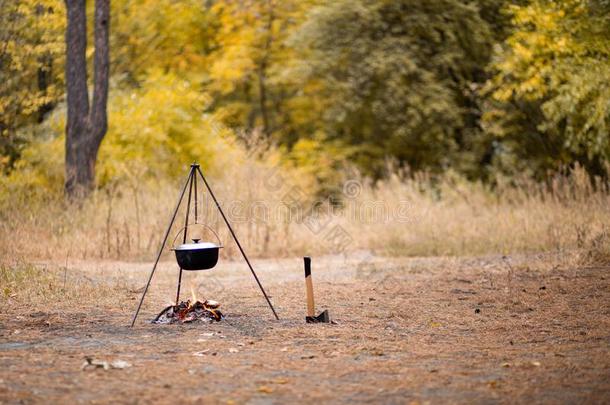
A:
0;0;65;132
111;0;212;79
288;136;354;195
205;0;318;139
2;72;235;194
97;71;226;186
493;1;582;101
490;0;610;162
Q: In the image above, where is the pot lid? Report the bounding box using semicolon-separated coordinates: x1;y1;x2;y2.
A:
174;242;220;251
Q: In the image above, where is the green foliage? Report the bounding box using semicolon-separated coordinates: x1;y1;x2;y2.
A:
485;0;610;177
289;0;495;177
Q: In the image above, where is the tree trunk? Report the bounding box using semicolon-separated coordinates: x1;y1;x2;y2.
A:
257;0;274;137
64;0;109;199
36;5;55;123
37;54;54;123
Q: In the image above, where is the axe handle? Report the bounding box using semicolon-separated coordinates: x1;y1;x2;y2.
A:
304;257;315;317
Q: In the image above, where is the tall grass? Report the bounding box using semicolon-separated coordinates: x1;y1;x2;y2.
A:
0;262;129;307
0;159;608;265
338;167;609;264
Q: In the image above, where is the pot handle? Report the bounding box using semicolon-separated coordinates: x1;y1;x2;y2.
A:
170;223;223;250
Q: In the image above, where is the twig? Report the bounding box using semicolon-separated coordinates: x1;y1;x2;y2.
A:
63;251;69;291
502;255;514;299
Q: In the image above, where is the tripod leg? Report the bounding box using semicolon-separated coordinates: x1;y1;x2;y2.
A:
130;166;195;327
175;169;195;304
196;166;279;320
194;170;198;223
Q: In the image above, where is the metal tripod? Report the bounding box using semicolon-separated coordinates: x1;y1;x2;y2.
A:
130;163;279;326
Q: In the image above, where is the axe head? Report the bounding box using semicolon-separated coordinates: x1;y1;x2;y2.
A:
306;309;330;323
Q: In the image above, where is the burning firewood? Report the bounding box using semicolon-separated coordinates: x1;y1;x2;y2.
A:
152;299;224;324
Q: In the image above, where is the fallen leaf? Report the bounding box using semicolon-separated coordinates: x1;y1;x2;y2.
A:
531;361;541;367
368;348;384;356
110;360;132;369
82;357;132;371
193;350;209;357
81;357;109;371
501;362;511;368
258;385;273;394
273;378;288;384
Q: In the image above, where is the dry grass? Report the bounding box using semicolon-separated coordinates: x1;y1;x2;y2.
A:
0;160;608;265
0;261;130;312
339;167;610;264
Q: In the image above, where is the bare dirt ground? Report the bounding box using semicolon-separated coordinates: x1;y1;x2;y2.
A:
1;253;609;404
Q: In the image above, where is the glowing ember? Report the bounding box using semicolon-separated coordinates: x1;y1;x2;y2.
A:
152;299;223;324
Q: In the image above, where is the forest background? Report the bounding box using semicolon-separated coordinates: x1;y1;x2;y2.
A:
1;0;609;262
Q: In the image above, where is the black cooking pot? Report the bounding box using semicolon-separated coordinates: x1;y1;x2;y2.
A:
173;240;222;270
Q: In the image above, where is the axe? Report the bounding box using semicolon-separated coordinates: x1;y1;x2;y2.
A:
304;257;330;323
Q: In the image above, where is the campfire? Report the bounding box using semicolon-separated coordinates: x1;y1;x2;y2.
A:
153;299;223;324
130;162;279;327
